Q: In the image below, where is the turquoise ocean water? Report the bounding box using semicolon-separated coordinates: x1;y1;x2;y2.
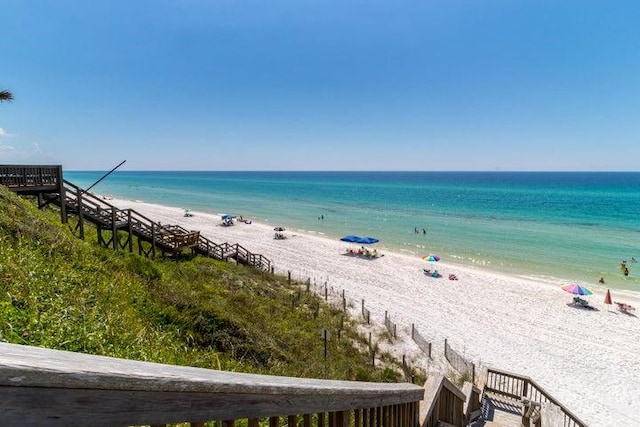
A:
65;171;640;294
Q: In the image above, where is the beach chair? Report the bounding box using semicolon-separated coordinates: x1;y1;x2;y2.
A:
573;296;589;307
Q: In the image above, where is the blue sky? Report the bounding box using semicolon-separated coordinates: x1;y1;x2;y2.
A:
1;0;639;171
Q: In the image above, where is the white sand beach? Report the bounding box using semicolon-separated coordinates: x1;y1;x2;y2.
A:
110;198;640;426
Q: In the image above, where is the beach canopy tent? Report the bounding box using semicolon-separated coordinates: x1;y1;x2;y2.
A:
221;214;236;226
340;235;379;244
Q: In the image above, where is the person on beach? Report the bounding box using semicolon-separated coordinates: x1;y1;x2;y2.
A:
599;277;605;284
422;228;426;235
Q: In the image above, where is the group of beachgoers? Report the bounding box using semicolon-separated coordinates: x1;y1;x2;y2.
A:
422;267;458;281
598;256;636;285
619;257;636;277
345;246;380;259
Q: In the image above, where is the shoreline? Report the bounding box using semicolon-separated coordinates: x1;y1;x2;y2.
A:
108;196;640;426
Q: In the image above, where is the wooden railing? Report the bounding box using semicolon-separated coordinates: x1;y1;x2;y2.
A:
0;164;62;190
420;374;468;427
484;367;587;427
0;342;424;427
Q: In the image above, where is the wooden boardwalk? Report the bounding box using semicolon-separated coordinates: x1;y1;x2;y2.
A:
1;165;271;271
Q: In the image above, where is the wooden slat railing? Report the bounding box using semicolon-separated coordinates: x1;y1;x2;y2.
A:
484;367;587;427
420;374;467;427
0;165;62;190
0;342;424;427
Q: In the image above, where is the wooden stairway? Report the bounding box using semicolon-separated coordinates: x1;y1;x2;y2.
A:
1;165;271;272
58;180;272;271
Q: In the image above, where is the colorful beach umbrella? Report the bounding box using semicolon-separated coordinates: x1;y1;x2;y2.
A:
422;254;440;271
561;284;593;296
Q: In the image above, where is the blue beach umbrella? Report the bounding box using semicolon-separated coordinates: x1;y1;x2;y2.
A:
340;235;379;244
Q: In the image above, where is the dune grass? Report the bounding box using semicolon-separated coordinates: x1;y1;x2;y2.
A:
0;186;409;382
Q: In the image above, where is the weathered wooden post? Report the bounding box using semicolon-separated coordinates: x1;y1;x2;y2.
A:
111;208;117;250
57;166;67;224
77;188;85;240
127;210;133;252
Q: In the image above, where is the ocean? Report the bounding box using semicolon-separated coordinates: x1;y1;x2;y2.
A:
65;171;640;294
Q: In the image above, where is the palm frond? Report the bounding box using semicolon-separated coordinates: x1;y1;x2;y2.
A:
0;90;14;102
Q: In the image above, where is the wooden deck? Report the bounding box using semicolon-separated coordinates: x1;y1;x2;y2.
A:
0;165;271;271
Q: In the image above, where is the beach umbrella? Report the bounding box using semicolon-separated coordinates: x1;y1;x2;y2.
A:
422;254;440;271
340;235;379;244
604;289;612;305
561;284;592;296
356;236;379;244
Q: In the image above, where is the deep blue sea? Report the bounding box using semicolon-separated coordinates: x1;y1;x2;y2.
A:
65;171;640;294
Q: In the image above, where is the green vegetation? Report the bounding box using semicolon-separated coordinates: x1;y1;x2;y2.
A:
0;186;407;382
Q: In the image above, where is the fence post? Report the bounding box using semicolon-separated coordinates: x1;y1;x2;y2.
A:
288;270;291;284
411;323;414;339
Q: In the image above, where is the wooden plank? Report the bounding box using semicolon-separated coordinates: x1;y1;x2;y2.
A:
0;344;423;426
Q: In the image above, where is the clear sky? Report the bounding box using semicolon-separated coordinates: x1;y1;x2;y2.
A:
1;0;639;171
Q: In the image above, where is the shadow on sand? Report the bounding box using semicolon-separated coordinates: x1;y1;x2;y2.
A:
566;302;599;311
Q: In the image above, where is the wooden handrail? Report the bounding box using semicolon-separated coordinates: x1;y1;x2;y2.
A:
420;373;468;427
484;367;587;427
0;342;423;427
0;165;61;189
